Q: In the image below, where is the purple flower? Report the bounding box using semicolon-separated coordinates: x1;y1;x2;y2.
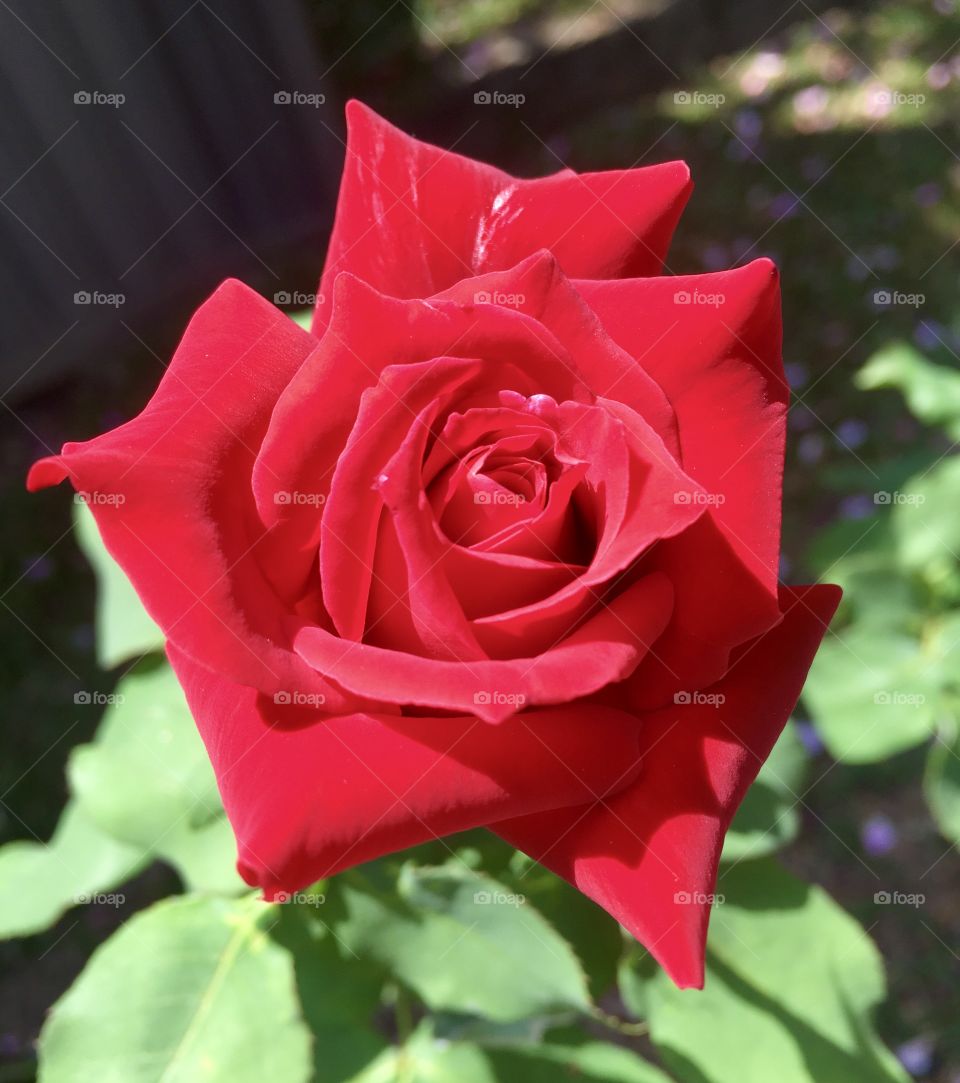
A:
861;813;898;856
839;493;874;520
835;418;868;449
797;433;825;463
701;244;729;271
735;108;763;142
785;362;808;389
914;182;942;207
21;554;53;582
896;1036;934;1077
914;320;945;351
793;719;824;756
768;192;801;220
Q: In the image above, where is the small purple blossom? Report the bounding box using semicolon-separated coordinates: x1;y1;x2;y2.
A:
797;433;825;463
701;244;729;271
914;320;945;351
768;192;801;220
913;182;942;207
861;813;898;856
793;720;824;756
785;362;808;389
838;493;874;520
896;1036;934;1077
734;108;763;143
835;418;869;449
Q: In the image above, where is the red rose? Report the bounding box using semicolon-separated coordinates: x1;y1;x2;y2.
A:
29;102;839;989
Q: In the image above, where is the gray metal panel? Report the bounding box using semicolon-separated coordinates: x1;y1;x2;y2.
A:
0;0;342;401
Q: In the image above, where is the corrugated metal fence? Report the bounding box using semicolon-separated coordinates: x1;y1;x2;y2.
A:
0;0;341;400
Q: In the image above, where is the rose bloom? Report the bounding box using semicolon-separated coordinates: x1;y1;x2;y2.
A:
30;102;839;988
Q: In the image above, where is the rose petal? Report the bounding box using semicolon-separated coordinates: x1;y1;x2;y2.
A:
295;572;674;722
576;260;788;703
493;583;841;989
168;643;649;894
312;101;692;334
576;259;786;595
28;280;348;708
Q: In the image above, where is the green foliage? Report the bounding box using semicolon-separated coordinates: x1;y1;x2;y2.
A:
803;344;960;838
629;861;909;1083
38;895;313;1083
354;1022;676;1082
333;863;590;1021
67;659;243;894
0;801;143;939
856;341;960;441
74;501;164;668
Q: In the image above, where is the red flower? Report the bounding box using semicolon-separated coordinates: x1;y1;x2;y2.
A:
29;102;839;989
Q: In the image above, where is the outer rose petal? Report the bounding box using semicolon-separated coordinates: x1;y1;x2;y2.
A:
28;281;348;709
167;644;649;895
575;259;786;597
311;100;692;334
493;583;841;989
576;260;788;705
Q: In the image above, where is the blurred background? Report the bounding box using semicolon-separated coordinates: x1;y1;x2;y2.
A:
2;0;959;1080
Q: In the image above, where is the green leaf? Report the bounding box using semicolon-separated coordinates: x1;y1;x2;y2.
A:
857;341;960;439
642;861;909;1083
0;802;144;939
74;501;164;669
270;902;388;1083
38;895;312;1083
484;1040;675;1082
891;457;960;597
289;309;314;332
722;723;809;862
67;660;243;894
803;624;939;761
353;1023;494;1083
356;1025;675;1083
334;864;590;1021
924;718;960;844
505;854;623;999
